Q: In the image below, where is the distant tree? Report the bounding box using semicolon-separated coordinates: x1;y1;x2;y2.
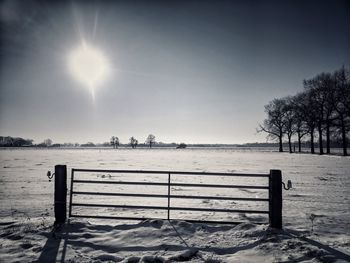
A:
0;136;12;146
12;138;28;147
110;136;116;148
44;138;52;147
130;136;138;149
110;136;120;149
258;98;288;152
25;139;34;146
145;134;156;148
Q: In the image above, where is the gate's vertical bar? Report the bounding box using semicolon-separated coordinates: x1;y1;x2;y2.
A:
269;169;282;229
68;169;75;217
54;165;67;225
167;173;171;220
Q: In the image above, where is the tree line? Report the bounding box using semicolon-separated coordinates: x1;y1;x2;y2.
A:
110;134;156;149
0;136;34;147
0;135;182;148
258;66;350;156
0;137;78;147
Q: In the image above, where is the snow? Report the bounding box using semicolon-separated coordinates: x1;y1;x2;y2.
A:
0;148;349;262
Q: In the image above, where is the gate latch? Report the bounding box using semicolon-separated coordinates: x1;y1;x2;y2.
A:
282;180;292;190
47;171;55;182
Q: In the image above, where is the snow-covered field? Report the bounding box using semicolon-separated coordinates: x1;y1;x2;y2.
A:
0;148;349;262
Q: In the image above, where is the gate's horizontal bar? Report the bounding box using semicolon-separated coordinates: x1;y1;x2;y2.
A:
73;180;167;186
171;207;269;214
175;195;269;201
71;203;269;214
171;218;268;225
72;203;168;210
73;180;269;189
69;214;267;224
72;168;269;177
72;191;269;202
70;215;165;221
73;191;167;198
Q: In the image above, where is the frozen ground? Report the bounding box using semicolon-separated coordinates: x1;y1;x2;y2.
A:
0;148;349;262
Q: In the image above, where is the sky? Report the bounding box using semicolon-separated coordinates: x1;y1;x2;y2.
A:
0;0;349;144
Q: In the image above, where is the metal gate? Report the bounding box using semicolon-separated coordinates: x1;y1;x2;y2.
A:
61;168;282;227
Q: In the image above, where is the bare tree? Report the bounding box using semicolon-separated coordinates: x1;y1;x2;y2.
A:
115;137;120;148
290;93;309;152
282;97;297;153
300;86;318;154
304;74;330;155
258;98;287;152
260;66;349;156
110;136;116;148
145;134;156;148
332;67;350;156
110;136;120;149
319;74;338;154
130;136;138;149
44;138;52;147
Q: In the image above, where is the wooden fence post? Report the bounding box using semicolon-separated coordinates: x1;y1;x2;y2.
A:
269;169;282;229
54;165;67;225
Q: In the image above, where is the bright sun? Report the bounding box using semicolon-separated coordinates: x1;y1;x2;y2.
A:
68;42;110;98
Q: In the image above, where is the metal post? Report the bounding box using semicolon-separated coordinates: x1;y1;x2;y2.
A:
68;169;74;217
269;170;282;229
167;173;171;220
54;165;67;225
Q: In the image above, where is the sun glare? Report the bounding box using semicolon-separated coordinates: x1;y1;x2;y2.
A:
68;42;110;98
